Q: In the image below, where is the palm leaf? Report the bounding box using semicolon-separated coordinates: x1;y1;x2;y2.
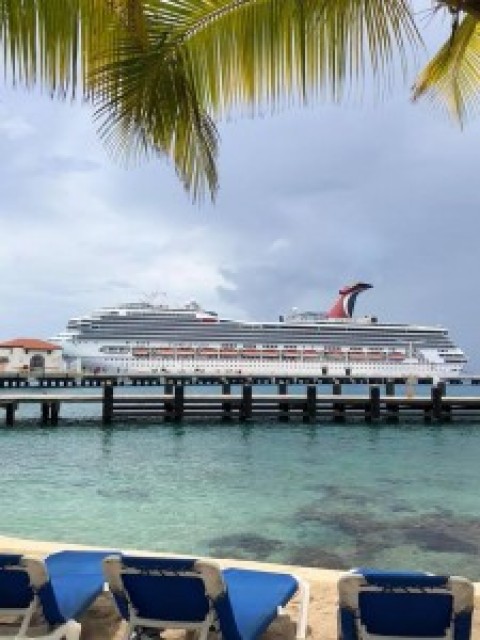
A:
0;0;118;96
0;0;219;200
93;19;219;200
412;14;480;122
163;0;421;112
0;0;422;201
94;0;420;199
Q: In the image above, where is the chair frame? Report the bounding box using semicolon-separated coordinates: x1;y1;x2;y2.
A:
0;556;82;640
338;571;474;640
104;556;309;640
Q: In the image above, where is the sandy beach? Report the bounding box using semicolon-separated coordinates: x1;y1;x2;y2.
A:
1;535;479;640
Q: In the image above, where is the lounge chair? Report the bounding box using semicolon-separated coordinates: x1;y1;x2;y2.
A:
103;555;309;640
0;550;113;640
338;568;474;640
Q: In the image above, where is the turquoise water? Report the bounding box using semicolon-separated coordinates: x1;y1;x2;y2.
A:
1;401;480;578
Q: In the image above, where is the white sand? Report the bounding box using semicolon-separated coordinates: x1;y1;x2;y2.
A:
1;535;479;640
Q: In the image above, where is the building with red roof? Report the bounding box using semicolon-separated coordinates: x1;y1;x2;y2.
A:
0;338;64;373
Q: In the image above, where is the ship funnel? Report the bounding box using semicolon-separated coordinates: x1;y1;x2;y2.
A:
327;283;372;319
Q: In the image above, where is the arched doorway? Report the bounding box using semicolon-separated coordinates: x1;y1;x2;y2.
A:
30;354;45;372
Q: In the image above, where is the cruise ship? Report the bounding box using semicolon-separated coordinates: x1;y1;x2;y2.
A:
50;283;467;378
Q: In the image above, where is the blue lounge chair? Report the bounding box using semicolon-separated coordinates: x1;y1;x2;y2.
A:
0;550;113;640
338;568;474;640
103;555;309;640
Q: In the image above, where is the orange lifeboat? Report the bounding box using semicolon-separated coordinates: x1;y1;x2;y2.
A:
177;347;195;355
220;348;238;356
325;348;344;360
154;347;174;356
198;347;219;355
348;349;366;361
260;349;280;357
132;348;149;357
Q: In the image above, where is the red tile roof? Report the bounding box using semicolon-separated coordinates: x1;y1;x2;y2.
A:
0;338;61;351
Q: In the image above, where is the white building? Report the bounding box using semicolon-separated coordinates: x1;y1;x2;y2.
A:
0;338;64;374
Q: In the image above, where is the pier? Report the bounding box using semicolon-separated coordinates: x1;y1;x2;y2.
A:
1;372;480;389
0;375;480;424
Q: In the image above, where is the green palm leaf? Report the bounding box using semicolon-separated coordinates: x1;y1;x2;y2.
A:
93;0;420;199
93;13;219;200
0;0;116;95
0;0;421;201
162;0;420;111
412;14;480;122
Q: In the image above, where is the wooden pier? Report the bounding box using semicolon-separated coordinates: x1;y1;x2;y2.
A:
0;380;480;425
1;372;480;389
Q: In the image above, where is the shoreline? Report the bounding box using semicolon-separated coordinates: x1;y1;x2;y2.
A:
1;534;480;640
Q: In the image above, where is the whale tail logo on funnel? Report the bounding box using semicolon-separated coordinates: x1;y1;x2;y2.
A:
327;283;373;319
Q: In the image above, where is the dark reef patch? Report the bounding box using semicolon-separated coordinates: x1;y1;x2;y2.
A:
208;533;284;560
401;515;480;555
291;502;480;562
288;546;349;570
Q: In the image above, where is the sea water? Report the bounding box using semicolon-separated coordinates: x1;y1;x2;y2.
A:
1;384;480;578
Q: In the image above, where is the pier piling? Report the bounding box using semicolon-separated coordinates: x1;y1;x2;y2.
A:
240;384;252;421
174;385;184;422
222;383;232;421
5;403;15;426
368;386;381;422
50;402;60;425
431;384;444;422
279;382;289;422
41;402;50;424
333;381;344;422
102;385;114;425
305;385;317;422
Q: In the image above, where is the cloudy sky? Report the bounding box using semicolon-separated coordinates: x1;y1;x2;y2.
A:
1;15;479;370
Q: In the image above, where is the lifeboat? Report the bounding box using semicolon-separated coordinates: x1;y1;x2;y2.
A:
154;348;174;356
368;351;385;360
389;351;406;361
325;348;344;359
242;348;258;356
348;351;366;361
283;348;299;357
198;347;219;355
132;348;149;357
177;348;195;355
302;349;318;358
260;349;280;358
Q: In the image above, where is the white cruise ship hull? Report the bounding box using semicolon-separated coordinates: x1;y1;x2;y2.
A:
58;342;463;378
50;285;468;380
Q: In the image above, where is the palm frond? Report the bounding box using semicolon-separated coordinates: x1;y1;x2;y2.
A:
0;0;423;202
93;11;219;200
0;0;120;97
412;14;480;122
160;0;421;114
